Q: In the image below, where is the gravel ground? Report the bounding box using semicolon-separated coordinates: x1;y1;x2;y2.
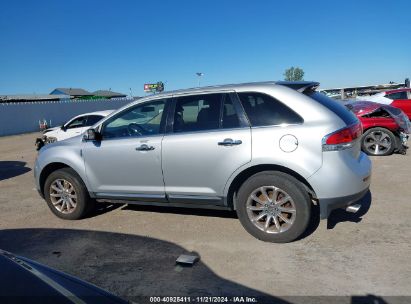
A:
0;132;410;304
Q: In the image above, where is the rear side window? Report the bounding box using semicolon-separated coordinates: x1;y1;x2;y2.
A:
172;93;240;133
307;92;358;125
237;92;303;126
385;91;408;100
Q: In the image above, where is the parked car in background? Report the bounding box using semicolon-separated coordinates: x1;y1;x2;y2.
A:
0;249;127;304
357;88;411;120
34;81;372;243
35;110;113;150
345;101;410;156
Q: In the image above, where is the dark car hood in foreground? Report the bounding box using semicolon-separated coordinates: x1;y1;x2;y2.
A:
0;249;128;304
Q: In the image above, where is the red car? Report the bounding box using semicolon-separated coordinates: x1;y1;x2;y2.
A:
359;88;411;120
345;101;410;156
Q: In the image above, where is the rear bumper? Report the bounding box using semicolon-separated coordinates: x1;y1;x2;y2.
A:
319;187;369;219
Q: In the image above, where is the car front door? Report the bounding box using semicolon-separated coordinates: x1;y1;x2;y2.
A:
82;98;169;201
161;92;251;205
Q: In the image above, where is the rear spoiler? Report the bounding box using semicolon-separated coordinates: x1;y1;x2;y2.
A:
276;81;320;93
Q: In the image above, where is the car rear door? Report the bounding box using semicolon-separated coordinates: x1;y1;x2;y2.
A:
161;92;251;205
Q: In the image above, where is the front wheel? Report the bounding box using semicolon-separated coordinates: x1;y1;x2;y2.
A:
236;171;311;243
44;168;94;220
361;127;396;156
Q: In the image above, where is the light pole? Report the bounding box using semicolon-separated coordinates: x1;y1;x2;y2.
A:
196;72;204;87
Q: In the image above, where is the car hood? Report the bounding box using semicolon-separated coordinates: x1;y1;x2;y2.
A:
43;126;60;134
39;134;83;153
0;249;128;304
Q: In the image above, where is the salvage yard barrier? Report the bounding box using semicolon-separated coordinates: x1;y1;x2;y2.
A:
0;98;133;136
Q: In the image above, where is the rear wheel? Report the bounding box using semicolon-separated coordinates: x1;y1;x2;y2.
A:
236;171;311;243
362;127;395;156
44;168;94;220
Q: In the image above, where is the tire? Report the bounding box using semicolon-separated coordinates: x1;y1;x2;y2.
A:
361;127;396;156
236;171;311;243
44;168;94;220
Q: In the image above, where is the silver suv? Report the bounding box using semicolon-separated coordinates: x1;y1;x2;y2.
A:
34;81;371;242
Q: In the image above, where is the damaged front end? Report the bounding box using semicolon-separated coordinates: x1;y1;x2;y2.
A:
35;135;57;151
346;100;410;155
374;106;410;154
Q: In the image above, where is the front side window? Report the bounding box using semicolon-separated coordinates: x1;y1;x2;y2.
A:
65;116;86;129
102;99;166;139
385;91;408;100
237;92;303;127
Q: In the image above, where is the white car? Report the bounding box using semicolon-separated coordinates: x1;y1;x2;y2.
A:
35;110;113;150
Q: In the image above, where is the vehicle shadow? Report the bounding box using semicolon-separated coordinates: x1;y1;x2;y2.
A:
0;229;400;304
85;201;123;219
327;190;372;230
100;202;319;240
0;228;287;303
0;161;31;181
122;203;238;219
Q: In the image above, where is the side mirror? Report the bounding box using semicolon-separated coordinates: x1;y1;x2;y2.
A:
83;128;101;141
61;125;66;131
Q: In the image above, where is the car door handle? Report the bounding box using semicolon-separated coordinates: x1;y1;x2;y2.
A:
218;138;242;146
135;144;155;151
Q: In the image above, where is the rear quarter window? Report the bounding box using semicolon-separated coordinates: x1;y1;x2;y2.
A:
307;92;358;125
237;92;303;127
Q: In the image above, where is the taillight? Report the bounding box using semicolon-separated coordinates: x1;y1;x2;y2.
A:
323;123;362;151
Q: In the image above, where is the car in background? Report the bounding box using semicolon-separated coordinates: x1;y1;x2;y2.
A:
35;110;113;150
0;249;127;304
357;88;411;120
345;101;410;156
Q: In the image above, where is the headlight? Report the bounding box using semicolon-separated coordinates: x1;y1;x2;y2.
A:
46;137;57;144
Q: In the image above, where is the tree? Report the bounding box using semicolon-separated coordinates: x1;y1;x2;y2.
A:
283;67;304;81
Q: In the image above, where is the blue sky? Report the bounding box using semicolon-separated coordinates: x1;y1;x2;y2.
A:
0;0;410;95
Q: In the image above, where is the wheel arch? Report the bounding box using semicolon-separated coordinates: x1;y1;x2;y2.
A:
39;162;85;197
225;164;317;210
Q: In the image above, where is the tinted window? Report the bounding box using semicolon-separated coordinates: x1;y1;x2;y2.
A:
385;91;408;100
222;95;240;129
237;92;303;126
103;99;166;139
85;115;104;126
173;93;239;133
308;92;358;125
65;116;86;129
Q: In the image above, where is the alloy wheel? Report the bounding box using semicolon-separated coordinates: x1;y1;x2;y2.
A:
49;179;78;214
246;186;296;234
363;130;392;155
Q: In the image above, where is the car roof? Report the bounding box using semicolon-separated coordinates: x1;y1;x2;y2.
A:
76;110;114;117
139;81;320;100
385;88;411;94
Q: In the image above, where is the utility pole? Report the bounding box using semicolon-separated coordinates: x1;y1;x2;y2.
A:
196;72;204;87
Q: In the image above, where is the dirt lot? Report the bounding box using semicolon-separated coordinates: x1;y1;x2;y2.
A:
0;132;410;303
